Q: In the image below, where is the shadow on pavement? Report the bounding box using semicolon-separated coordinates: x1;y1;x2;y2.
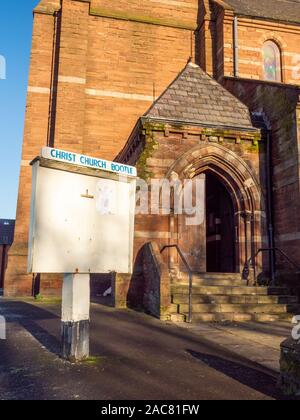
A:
0;300;61;357
20;318;61;357
91;296;113;307
0;299;296;400
187;349;295;400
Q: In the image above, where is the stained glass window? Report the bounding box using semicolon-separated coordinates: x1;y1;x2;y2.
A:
263;41;282;82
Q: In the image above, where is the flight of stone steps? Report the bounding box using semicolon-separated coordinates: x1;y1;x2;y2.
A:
169;272;300;323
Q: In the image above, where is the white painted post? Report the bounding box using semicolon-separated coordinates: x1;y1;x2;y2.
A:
61;274;90;361
28;149;137;363
0;315;6;340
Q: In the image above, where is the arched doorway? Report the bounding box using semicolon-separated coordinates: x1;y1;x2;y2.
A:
205;172;236;273
167;143;264;279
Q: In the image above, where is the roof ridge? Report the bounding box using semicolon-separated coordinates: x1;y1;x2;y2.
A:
144;63;254;130
219;0;300;26
144;61;193;118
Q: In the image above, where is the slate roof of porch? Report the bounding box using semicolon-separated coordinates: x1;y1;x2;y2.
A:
144;62;254;130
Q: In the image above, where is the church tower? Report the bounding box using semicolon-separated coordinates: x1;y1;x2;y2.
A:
5;0;201;296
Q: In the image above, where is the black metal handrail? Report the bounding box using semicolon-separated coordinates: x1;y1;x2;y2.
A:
247;247;300;285
161;245;193;323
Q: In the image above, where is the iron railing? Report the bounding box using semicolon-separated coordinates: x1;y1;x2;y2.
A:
248;247;300;285
161;245;193;323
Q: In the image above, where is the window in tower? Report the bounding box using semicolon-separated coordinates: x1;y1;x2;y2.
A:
263;40;282;82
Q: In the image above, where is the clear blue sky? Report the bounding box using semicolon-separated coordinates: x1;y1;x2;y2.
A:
0;0;39;219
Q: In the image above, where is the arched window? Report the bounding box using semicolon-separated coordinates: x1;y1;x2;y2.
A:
262;41;282;82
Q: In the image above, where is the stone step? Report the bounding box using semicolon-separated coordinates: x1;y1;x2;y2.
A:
187;278;246;286
184;312;295;323
168;303;180;314
169;272;298;323
172;294;298;305
174;273;244;286
176;272;242;281
171;285;290;296
255;313;294;322
170;313;186;322
178;303;297;314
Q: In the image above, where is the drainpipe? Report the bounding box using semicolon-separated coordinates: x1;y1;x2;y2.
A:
266;130;276;285
233;16;239;77
47;8;62;148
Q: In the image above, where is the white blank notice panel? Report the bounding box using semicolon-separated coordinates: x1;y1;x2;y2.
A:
28;163;136;274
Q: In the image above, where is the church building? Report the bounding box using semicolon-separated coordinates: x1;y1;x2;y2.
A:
5;0;300;322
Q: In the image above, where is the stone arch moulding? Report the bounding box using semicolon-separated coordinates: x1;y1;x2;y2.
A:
165;143;266;276
166;143;263;211
260;33;287;50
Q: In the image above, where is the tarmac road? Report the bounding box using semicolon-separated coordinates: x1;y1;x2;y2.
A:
0;299;291;400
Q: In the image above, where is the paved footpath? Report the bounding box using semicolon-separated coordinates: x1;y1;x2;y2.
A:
0;298;296;400
174;320;293;373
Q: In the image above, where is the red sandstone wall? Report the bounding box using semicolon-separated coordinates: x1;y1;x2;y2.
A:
84;8;196;158
52;0;199;158
5;8;58;297
122;121;265;275
7;0;300;296
5;0;198;296
200;2;300;84
222;14;300;84
91;0;199;25
223;78;300;270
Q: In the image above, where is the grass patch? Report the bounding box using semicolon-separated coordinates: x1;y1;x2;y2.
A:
82;356;107;366
34;295;62;305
